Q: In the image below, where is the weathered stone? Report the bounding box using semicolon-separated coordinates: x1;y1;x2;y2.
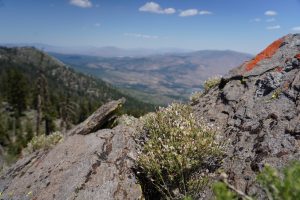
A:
0;103;143;200
193;34;300;199
69;98;125;135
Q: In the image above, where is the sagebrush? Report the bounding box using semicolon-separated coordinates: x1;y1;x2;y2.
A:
138;103;222;199
23;132;63;155
189;91;203;105
204;76;221;92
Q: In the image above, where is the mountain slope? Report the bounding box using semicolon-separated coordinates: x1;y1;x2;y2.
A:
51;50;252;104
0;46;156;164
0;47;155;117
192;33;300;198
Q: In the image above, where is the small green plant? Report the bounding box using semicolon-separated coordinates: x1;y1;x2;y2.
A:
138;103;222;199
22;132;63;155
213;182;238;200
189;91;203;105
213;162;300;200
213;172;252;200
257;162;300;200
271;88;282;100
204;76;222;92
240;78;247;85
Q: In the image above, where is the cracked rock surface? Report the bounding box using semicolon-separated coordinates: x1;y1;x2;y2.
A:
0;125;142;200
193;34;300;199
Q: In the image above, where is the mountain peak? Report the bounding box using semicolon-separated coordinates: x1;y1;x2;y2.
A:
229;34;300;77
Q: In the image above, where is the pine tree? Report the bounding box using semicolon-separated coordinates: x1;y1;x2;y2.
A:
4;68;29;116
35;73;46;135
60;94;78;133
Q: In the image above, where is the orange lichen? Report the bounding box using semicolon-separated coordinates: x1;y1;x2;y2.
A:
246;38;284;71
295;54;300;60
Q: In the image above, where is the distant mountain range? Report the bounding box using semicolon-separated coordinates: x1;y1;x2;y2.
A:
1;43;191;57
51;50;253;104
1;43;253;104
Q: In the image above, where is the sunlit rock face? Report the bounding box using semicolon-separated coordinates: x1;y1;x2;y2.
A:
193;34;300;199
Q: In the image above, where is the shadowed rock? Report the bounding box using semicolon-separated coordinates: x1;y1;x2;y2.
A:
69;98;125;135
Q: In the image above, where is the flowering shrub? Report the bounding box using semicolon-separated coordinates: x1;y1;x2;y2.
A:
138;103;222;199
23;132;63;155
189;91;203;105
204;76;222;92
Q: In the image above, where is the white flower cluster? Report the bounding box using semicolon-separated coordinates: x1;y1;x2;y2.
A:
138;103;223;198
204;75;222;91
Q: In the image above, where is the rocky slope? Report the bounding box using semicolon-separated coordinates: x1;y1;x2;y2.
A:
0;100;143;200
0;34;299;200
193;33;300;198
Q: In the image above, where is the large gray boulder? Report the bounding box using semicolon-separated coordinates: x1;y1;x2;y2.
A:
193;33;300;198
0;100;143;200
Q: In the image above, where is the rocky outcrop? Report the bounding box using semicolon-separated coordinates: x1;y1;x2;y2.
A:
0;100;143;200
193;34;300;198
69;98;125;135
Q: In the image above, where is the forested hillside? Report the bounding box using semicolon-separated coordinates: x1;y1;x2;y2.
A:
0;47;155;164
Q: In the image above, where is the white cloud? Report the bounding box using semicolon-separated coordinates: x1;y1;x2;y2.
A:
179;9;198;17
265;10;277;16
266;25;281;30
292;26;300;32
94;23;101;27
199;10;213;15
266;18;276;22
70;0;92;8
139;2;175;14
164;8;176;14
124;33;159;39
179;9;212;17
251;18;261;22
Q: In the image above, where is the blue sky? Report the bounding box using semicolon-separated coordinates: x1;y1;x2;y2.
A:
0;0;300;54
